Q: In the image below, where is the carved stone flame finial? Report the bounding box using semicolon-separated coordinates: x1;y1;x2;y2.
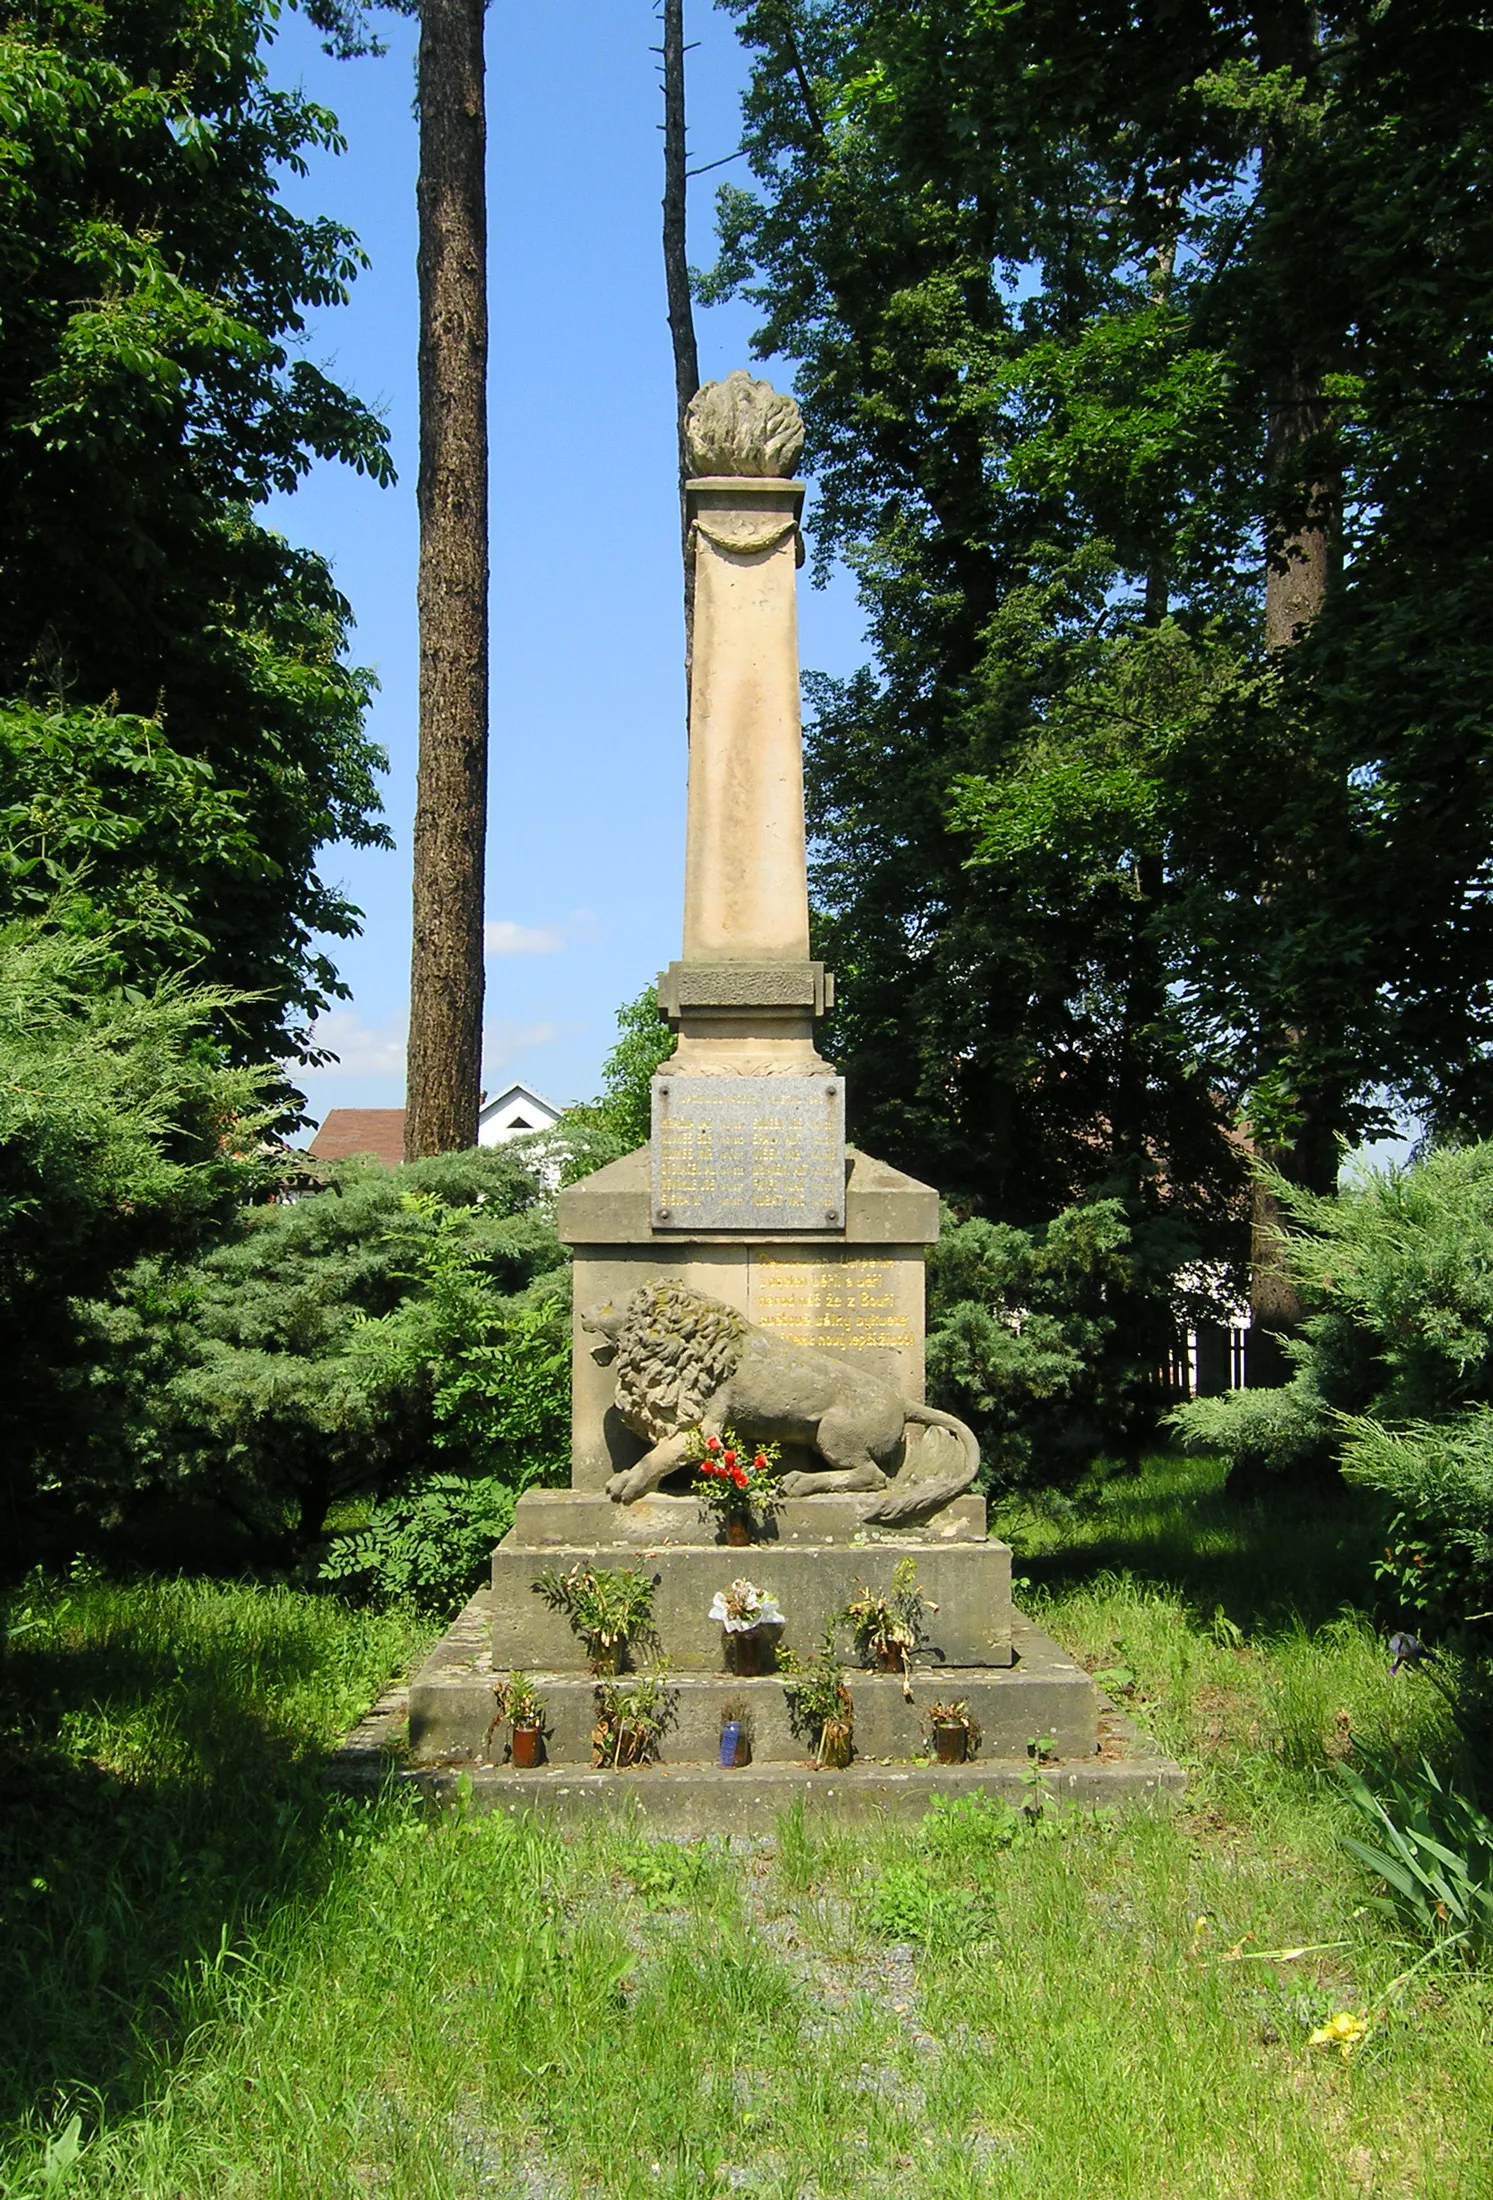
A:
685;370;804;479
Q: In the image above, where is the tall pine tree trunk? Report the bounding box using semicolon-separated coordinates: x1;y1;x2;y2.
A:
1248;381;1341;1380
661;0;700;689
1264;374;1334;650
405;0;489;1160
1240;2;1343;1384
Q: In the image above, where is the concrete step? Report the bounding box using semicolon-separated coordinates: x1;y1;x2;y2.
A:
491;1536;1012;1674
334;1593;1188;1831
508;1487;988;1548
390;1750;1186;1834
454;1661;1090;1767
412;1597;1091;1765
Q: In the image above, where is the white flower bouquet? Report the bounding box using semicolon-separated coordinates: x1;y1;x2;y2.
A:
708;1578;785;1632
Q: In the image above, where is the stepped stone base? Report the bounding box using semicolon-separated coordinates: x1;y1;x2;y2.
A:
412;1594;1107;1768
329;1601;1187;1821
328;1595;1186;1830
508;1487;988;1548
346;1472;1190;1827
491;1535;1013;1672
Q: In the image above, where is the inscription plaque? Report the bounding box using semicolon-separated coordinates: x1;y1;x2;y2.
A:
651;1074;846;1232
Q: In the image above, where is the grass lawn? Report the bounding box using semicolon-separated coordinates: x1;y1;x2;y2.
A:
2;1457;1490;2199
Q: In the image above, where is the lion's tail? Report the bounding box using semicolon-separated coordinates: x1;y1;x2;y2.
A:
861;1404;981;1525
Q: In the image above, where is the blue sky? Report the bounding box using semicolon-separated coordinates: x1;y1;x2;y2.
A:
261;1;866;1128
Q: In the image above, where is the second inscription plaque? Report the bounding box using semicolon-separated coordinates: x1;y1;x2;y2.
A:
651;1074;846;1232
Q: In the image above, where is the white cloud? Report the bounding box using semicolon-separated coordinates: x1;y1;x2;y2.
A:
296;1009;406;1079
484;919;566;957
483;1018;562;1071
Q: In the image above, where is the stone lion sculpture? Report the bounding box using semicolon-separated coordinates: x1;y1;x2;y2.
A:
581;1280;981;1526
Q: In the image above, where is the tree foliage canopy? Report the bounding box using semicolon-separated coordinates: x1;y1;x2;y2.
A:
559;985;677;1175
0;0;394;1069
706;0;1493;1241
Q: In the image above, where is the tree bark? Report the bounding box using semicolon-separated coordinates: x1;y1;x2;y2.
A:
406;0;489;1160
1238;2;1343;1378
1247;367;1340;1372
1264;373;1335;649
661;0;700;692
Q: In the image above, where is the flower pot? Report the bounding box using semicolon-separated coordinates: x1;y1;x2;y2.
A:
873;1643;904;1675
589;1641;622;1677
725;1516;753;1547
817;1719;853;1770
932;1723;968;1766
511;1723;544;1770
719;1720;752;1768
728;1626;771;1676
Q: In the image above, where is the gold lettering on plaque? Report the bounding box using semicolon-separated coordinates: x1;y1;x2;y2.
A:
751;1257;915;1357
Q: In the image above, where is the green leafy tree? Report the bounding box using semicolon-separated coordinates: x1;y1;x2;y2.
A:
0;0;394;1071
927;1198;1193;1488
560;985;677;1175
0;700;264;974
705;0;1493;1306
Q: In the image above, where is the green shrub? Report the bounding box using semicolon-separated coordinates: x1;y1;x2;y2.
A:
0;911;272;1503
74;1147;569;1555
1170;1144;1493;1667
926;1200;1173;1487
1170;1379;1335;1484
1338;1412;1493;1634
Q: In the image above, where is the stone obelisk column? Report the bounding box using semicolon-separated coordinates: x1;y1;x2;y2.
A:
659;372;832;1078
555;370;937;1492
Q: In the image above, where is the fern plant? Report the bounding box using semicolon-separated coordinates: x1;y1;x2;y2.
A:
319;1474;515;1613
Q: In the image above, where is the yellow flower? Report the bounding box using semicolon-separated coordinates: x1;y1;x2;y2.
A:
1308;2011;1369;2060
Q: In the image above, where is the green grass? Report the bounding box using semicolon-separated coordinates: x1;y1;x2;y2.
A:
2;1460;1491;2198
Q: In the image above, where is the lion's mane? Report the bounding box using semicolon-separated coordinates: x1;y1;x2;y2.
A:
610;1281;749;1444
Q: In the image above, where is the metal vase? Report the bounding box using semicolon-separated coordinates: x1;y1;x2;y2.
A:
932;1723;967;1765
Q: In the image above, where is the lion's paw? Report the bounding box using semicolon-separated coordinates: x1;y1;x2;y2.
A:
777;1470;816;1498
607;1467;656;1505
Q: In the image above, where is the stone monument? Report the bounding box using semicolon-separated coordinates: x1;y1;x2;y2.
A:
401;371;1182;1823
511;369;991;1557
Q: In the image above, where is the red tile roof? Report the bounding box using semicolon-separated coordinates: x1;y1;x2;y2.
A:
307;1109;406;1167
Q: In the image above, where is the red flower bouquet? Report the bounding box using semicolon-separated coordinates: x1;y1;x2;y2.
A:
687;1427;784;1543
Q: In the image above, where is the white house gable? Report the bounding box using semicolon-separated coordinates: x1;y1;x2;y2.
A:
477;1081;562;1147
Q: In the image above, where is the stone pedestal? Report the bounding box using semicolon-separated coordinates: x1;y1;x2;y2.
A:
557;1144;938;1488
